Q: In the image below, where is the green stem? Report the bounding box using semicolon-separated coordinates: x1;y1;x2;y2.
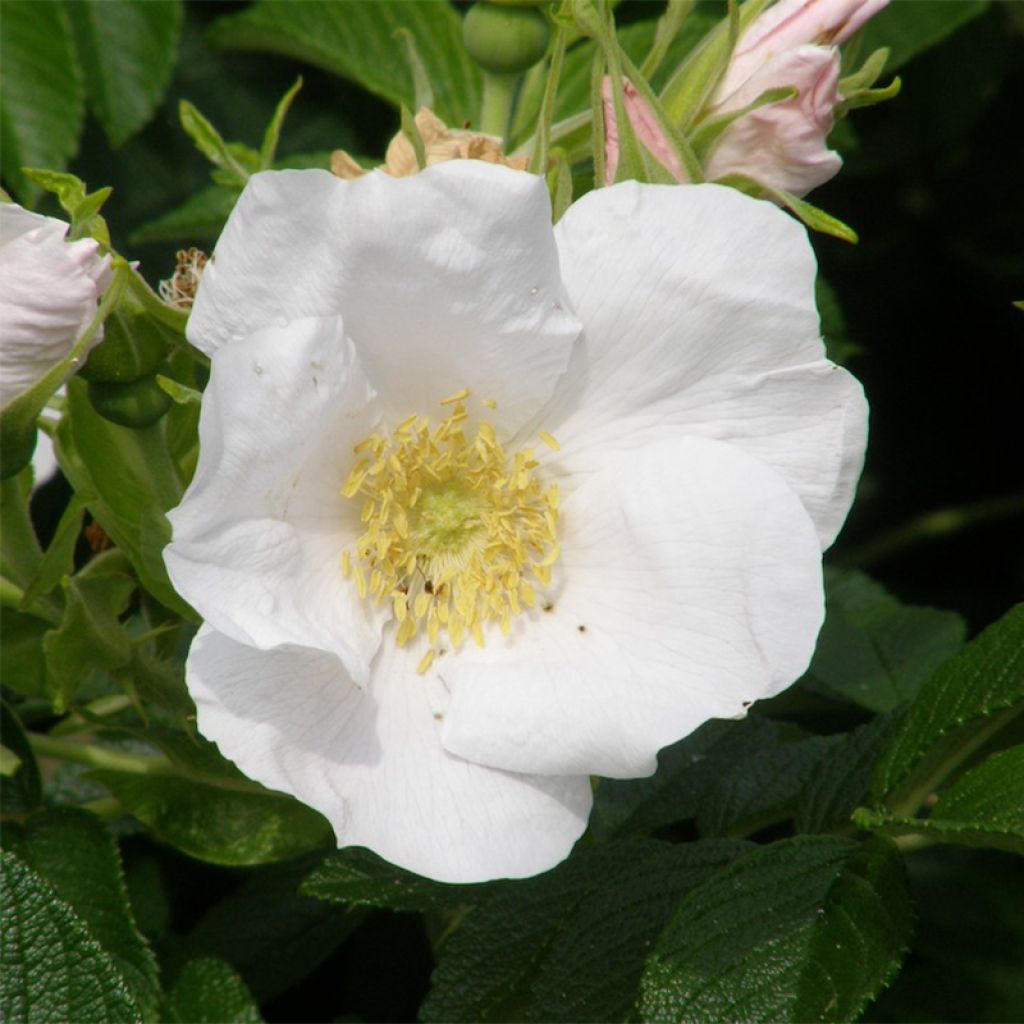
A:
49;695;135;738
529;22;569;175
81;797;124;819
480;70;519;137
0;575;26;609
888;705;1022;818
126;270;189;333
30;733;172;775
840;493;1024;568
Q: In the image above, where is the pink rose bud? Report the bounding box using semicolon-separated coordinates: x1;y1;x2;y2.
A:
707;0;889;196
602;77;686;186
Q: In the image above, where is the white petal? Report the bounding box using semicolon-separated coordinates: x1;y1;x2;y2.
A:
165;315;384;684
544;181;866;547
0;206;111;408
189;162;580;435
187;625;592;883
440;436;824;779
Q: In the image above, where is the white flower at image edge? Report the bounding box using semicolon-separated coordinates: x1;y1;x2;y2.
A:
0;203;112;408
163;161;867;883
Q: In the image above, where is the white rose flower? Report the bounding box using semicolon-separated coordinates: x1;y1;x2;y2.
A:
164;161;867;883
0;204;112;408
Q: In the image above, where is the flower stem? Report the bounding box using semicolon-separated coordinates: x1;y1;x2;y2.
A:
529;22;568;175
480;70;519;138
49;695;135;738
839;492;1024;568
30;733;172;775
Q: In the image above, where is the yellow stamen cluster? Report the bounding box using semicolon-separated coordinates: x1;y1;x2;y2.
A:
341;393;559;669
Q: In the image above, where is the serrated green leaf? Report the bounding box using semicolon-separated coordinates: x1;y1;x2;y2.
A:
0;850;141;1023
1;470;44;594
303;846;478;911
163;958;262;1024
591;717;826;841
0;701;42;813
130;184;238;244
20;492;88;614
259;77;303;170
0;611;51;700
187;855;363;1002
422;839;748;1023
12;809;160;1018
0;0;84;204
43;563;136;709
54;379;192;619
856;745;1024;855
65;0;183;148
796;713;897;834
803;569;967;712
17;167;112;245
871;604;1024;811
857;0;990;73
207;1;480;127
121;650;196;733
179;100;253;186
639;837;912;1023
697;728;840;838
522;841;750;1022
88;770;332;866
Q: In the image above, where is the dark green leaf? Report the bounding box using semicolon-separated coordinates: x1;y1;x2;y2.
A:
88;770;332;866
804;569;967;712
122;650;196;733
591;717;829;841
0;700;42;813
857;0;990;73
0;850;141;1023
163;957;262;1024
796;713;898;834
640;837;911;1023
521;841;749;1023
0;0;84;203
1;610;51;700
65;0;183;148
303;846;478;912
43;564;136;709
54;379;192;618
697;729;840;838
870;603;1024;811
19;492;87;614
1;470;44;593
855;745;1024;855
207;1;480;127
187;855;364;1002
12;809;160;1017
422;839;748;1023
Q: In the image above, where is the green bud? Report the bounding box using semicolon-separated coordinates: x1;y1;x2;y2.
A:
79;299;170;385
88;375;173;429
0;421;38;480
463;2;550;75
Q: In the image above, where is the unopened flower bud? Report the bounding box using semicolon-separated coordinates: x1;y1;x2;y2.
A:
462;2;550;75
